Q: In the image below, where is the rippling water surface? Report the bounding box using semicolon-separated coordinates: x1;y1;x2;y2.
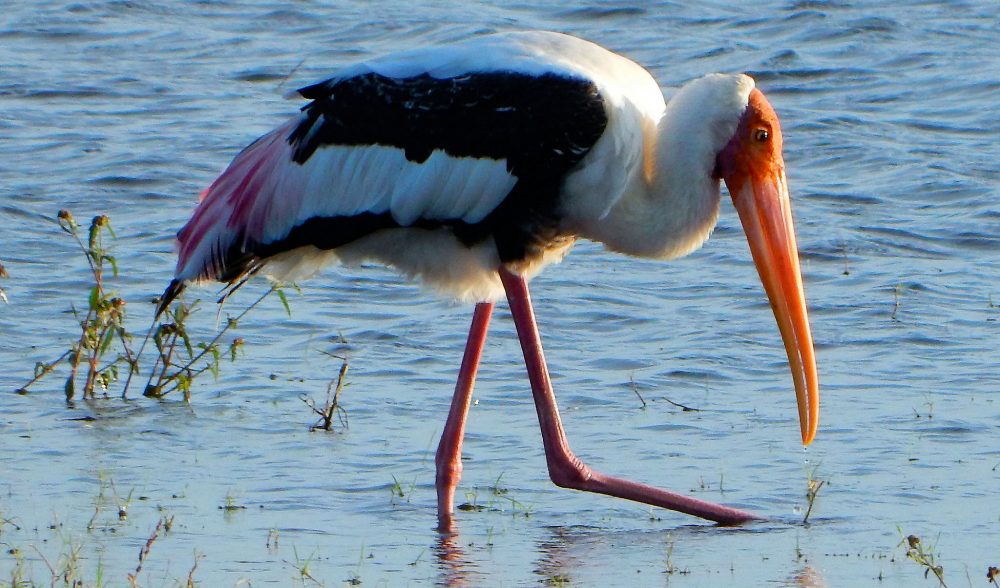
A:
2;1;999;586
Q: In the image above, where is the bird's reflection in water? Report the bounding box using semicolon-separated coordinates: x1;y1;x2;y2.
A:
433;527;479;588
434;520;819;585
533;526;588;585
784;565;827;588
433;522;590;586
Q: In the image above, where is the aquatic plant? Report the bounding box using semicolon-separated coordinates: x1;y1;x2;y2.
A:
898;530;947;587
628;373;647;409
488;472;533;517
662;533;690;575
889;282;918;322
220;490;247;512
0;476;201;588
454;474;533;518
3;547;27;588
139;280;289;401
183;554;202;588
390;475;418;505
126;516;172;588
266;528;280;551
15;210;283;404
17;211;136;400
289;547;325;586
141;296;251;401
802;464;825;525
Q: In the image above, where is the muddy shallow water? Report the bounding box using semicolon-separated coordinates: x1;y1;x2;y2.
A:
2;0;999;586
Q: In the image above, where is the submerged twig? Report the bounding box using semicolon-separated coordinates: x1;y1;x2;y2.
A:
17;350;73;395
891;283;903;321
302;360;350;431
121;313;158;399
803;477;824;525
629;374;647;409
661;395;700;412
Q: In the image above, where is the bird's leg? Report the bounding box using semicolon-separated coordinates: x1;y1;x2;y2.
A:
436;301;494;531
498;268;761;525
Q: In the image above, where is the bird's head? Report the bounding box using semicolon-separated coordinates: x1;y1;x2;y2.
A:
714;87;820;446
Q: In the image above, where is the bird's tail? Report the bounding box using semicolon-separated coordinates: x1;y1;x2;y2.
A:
160;119;300;317
155;278;186;318
172;119;298;288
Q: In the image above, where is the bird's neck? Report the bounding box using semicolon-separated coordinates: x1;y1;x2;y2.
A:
578;74;754;260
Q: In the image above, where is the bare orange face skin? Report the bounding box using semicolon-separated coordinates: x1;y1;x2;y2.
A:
716;88;820;445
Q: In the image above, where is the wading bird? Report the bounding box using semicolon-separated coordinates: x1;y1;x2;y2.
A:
159;31;819;528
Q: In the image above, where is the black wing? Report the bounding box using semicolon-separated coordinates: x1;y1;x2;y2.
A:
288;71;608;262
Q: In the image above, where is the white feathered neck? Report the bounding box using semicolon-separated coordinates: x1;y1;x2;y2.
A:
569;73;756;260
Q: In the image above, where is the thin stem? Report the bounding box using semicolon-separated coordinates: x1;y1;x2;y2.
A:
18;349;72;393
176;286;274;373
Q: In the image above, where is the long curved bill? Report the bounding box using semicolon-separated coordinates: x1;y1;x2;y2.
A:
730;167;820;445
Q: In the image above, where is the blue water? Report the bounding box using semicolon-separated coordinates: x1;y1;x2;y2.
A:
2;1;999;586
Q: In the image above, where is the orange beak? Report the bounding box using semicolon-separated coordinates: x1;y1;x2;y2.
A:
727;164;820;445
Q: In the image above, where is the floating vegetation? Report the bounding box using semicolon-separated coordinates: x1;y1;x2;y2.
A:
456;473;533;518
220;490;248;512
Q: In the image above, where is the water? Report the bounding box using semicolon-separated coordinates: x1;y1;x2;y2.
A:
2;0;999;585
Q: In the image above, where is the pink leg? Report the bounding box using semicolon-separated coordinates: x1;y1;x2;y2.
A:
498;267;760;525
436;301;494;531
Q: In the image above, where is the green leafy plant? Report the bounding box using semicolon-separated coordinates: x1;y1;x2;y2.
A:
17;210;290;404
141;297;250;401
18;211;136;400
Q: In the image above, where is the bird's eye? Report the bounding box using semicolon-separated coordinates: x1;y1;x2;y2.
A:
754;128;770;142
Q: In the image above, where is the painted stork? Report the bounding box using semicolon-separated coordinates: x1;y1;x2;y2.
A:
159;31;819;527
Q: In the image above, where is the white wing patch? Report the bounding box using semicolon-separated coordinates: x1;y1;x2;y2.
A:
257;142;517;244
213;132;517;243
175;119;519;288
391;150;516;225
